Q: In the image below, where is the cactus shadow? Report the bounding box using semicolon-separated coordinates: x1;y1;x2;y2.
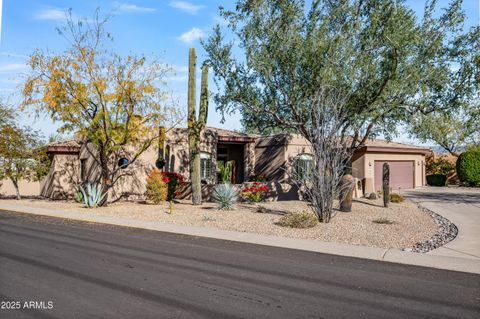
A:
353;199;384;208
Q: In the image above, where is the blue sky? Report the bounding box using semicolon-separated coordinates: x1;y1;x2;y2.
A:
0;0;478;142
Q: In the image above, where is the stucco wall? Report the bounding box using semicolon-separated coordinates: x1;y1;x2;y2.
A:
255;135;287;181
352;156;365;179
0;179;41;197
165;128;218;182
41;153;80;199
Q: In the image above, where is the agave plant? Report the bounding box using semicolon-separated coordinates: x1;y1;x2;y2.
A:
212;183;238;210
80;183;107;208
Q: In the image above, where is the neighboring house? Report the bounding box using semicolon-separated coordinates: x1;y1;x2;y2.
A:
0;127;431;200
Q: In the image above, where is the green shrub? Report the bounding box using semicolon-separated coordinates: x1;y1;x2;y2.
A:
146;169;168;204
276;211;318;228
426;174;447;186
456;149;480;186
74;189;84;203
212;183;238;210
389;193;405;203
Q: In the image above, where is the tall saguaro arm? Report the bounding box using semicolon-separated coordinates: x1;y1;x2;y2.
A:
187;47;209;205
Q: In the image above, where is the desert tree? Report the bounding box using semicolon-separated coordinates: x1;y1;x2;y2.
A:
408;6;480;156
287;86;354;222
0;103;13;126
409;106;479;157
22;10;181;204
203;0;478;220
0;123;49;200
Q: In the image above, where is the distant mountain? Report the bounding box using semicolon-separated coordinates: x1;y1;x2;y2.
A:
429;145;466;154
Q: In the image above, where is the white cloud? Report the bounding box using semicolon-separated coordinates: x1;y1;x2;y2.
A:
172;65;189;73
165;75;188;82
34;9;68;21
0;78;22;84
0;63;28;73
178;28;206;43
117;3;156;13
169;1;204;15
0;52;29;59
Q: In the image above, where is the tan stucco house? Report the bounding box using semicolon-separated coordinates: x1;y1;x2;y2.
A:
0;127;430;200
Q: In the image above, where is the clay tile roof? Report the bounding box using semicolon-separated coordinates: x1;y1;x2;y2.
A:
47;139;81;153
206;127;257;143
205;127;249;137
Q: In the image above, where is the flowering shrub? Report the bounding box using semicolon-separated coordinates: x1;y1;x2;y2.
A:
241;182;268;202
161;172;185;201
146;169;168;204
249;174;267;182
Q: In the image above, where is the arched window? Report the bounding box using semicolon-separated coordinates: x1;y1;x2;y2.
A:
200;152;212;181
295;154;313;182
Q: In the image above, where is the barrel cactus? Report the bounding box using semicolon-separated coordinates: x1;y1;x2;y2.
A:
339;174;354;212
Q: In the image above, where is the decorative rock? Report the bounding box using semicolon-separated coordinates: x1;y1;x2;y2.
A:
367;192;377;200
404;206;458;253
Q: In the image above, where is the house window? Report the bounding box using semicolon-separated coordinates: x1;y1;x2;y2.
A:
295;154;314;182
200;152;212;181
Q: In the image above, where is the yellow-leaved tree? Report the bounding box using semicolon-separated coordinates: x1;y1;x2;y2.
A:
22;11;181;204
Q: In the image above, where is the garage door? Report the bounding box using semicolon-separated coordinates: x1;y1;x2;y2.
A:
374;161;414;191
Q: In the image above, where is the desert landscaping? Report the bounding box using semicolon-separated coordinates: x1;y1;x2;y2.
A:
1;196;438;250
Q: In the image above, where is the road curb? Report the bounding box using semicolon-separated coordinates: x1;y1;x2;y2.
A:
1;203;479;274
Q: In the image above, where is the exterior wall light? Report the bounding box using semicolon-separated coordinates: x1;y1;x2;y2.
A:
118;157;129;169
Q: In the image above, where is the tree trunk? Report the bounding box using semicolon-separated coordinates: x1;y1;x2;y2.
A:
99;148;109;206
11;179;20;200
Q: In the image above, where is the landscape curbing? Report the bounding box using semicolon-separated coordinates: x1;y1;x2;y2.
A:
1;203;479;275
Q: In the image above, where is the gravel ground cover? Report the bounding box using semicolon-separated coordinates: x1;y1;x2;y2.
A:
1;197;439;249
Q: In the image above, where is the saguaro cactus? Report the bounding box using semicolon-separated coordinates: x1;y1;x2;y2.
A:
383;163;390;207
187;48;209;205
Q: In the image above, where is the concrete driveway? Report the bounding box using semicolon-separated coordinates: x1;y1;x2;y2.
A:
404;187;480;260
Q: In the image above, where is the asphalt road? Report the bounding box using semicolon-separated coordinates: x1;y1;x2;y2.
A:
0;210;479;319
